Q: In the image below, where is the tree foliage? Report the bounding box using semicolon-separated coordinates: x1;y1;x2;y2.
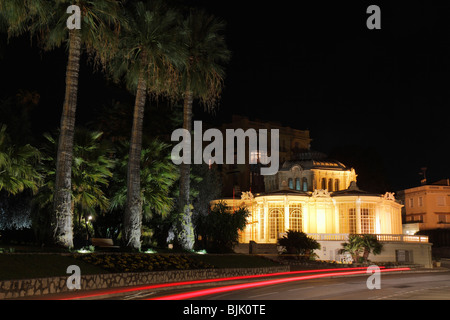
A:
195;201;249;253
340;234;383;263
0;124;41;196
278;230;321;256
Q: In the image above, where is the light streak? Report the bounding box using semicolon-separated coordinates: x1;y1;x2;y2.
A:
60;266;383;300
149;268;411;300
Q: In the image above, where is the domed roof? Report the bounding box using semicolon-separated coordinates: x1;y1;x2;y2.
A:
281;150;350;171
331;181;380;197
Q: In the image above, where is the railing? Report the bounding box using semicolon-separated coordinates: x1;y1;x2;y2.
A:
306;233;429;243
375;234;429;243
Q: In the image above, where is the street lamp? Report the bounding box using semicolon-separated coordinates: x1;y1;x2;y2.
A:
85;215;93;246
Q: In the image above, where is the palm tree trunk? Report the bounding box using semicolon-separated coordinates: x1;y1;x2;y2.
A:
52;30;81;248
123;69;147;250
179;85;193;211
177;84;194;250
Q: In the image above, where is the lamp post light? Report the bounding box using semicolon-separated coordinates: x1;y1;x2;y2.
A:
85;215;93;246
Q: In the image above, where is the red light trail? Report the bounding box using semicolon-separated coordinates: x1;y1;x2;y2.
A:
61;266;388;300
149;267;411;300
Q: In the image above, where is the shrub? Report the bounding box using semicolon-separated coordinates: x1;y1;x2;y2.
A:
278;230;321;257
70;253;213;273
195;202;249;253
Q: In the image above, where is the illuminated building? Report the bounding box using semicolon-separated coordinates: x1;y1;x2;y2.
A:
212;151;433;267
399;179;450;235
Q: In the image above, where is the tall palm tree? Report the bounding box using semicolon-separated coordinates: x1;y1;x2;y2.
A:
34;128;115;245
176;9;230;250
110;1;184;250
109;139;179;223
0;0;123;248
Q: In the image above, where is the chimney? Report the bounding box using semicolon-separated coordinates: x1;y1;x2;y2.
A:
419;167;427;185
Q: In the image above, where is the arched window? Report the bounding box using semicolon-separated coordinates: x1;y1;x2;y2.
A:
288;178;294;189
303;178;308;191
289;204;302;232
328;179;333;191
321;178;327;189
295;178;301;191
269;207;285;240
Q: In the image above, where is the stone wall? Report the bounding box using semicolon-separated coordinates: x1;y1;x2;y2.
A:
0;265;289;299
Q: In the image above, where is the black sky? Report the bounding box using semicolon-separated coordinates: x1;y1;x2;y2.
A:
197;1;450;191
1;0;450;192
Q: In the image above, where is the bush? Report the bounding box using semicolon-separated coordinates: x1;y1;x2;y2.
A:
278;230;321;256
70;253;213;273
195;202;249;253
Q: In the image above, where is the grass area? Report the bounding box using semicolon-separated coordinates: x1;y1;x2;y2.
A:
0;254;108;281
0;252;281;281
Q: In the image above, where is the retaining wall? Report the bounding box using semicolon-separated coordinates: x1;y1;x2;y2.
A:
0;265;289;299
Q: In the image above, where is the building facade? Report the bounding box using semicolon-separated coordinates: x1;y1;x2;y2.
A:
216;115;311;196
213;184;403;244
399;179;450;234
211;151;432;266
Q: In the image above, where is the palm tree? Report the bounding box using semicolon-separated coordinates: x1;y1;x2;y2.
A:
360;234;383;262
109;1;184;250
34;128;115;245
0;0;123;248
340;234;364;264
176;9;230;250
109;139;179;223
278;230;321;257
0;124;41;195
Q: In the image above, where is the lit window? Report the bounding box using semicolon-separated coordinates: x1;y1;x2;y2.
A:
360;204;375;234
328;179;333;191
288;178;294;190
302;178;308;192
335;179;340;191
339;204;356;234
295;178;301;191
289;203;302;232
250;150;268;164
269;206;284;240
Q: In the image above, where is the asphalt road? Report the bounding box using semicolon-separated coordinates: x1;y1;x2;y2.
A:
15;268;450;300
90;269;450;300
194;271;450;300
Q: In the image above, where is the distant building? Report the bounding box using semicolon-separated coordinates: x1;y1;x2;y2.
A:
216;115;311;197
399;179;450;234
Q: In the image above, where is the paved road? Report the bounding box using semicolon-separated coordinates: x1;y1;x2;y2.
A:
193;271;450;300
15;268;450;300
98;269;450;300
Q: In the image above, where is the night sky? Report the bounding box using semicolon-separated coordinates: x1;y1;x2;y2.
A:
1;1;450;192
